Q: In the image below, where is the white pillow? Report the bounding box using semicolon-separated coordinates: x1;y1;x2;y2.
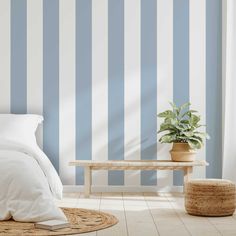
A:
0;114;43;147
0;114;63;199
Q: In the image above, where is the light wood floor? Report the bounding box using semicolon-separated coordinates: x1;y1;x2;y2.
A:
57;192;236;236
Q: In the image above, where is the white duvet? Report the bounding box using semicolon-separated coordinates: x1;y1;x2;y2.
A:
0;141;67;222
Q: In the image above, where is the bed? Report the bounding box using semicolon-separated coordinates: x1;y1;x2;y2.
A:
0;114;67;222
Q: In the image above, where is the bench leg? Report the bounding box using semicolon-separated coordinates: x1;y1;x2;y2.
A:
84;167;91;198
183;167;193;193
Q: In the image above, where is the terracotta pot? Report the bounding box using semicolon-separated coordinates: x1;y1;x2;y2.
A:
170;142;196;162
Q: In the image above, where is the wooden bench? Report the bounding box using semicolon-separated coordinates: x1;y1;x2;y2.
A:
69;160;208;197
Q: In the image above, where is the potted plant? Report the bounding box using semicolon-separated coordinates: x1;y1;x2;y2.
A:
157;102;210;162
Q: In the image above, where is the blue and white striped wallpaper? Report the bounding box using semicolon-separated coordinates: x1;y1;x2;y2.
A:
0;0;222;187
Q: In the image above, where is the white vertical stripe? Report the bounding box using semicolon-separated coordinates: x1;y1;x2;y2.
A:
222;0;227;147
124;0;141;186
157;0;173;188
27;0;43;147
59;0;76;185
0;0;10;113
190;0;206;178
92;0;108;186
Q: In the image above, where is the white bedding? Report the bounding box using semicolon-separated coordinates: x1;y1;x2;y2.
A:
0;142;67;222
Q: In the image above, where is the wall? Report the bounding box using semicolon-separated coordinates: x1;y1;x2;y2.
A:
0;0;222;188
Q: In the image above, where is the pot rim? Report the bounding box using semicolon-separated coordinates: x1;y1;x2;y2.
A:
172;142;189;144
170;150;196;154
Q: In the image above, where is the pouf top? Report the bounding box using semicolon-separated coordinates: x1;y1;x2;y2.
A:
187;178;234;186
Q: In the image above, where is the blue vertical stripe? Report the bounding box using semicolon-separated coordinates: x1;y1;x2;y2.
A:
206;0;222;178
76;0;92;185
173;0;189;186
141;0;157;186
108;0;124;185
11;0;27;114
43;0;59;172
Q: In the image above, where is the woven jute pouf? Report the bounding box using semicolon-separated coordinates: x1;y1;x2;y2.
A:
0;207;118;236
185;179;236;216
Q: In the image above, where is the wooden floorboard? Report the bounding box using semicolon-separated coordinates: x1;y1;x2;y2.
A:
165;193;223;236
98;192;128;236
145;192;190;236
57;192;236;236
123;193;159;236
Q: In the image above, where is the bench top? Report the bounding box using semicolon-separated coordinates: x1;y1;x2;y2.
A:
69;160;208;167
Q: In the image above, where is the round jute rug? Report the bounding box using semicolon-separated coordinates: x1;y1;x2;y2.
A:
0;207;118;235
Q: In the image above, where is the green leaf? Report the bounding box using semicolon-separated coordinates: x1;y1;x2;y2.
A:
194;136;203;145
159;134;176;143
169;101;178;111
182;131;194;137
176;123;191;131
196;124;206;128
158;110;175;118
190;114;200;127
179;102;191;111
158;123;177;133
164;117;178;126
192;135;203;143
181;110;198;118
176;136;188;142
180;119;189;124
169;102;180;115
187;139;202;149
